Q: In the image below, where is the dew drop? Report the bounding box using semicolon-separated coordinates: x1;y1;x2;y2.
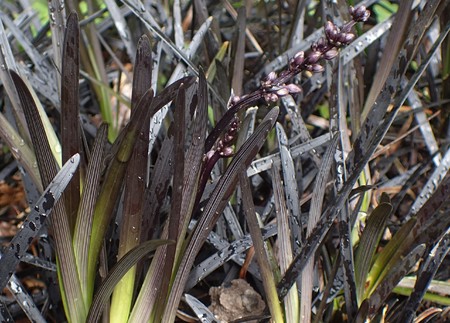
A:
29;221;36;231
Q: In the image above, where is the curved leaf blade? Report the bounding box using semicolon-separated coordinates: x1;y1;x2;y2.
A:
0;154;80;290
86;239;173;323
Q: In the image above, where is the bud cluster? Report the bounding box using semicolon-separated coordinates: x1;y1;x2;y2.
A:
203;5;370;165
205;117;240;164
258;5;370;103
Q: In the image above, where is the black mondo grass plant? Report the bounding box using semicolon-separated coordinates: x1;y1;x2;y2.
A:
0;1;449;323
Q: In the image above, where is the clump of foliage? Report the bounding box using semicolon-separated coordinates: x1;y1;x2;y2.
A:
0;0;449;322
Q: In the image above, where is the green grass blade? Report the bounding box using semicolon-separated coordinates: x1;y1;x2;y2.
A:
240;170;284;322
355;200;392;303
73;124;108;309
86;240;173;323
367;244;426;317
87;88;154;303
110;34;152;323
365;218;416;298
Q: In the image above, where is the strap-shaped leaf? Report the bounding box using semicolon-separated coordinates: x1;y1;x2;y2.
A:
130;35;152;109
87;88;154;300
7;274;46;323
367;244;426;317
103;0;136;64
110;34;153;322
361;0;414;119
272;164;299;322
184;294;217;323
0;300;14;322
400;228;450;321
276;123;302;250
152;82;188;320
0;114;41;190
0;154;80;290
301;135;338;321
11;70;85;321
48;0;66;91
148;17;213;152
365;218;416;298
172;68;208;274
1;14;58;104
247;133;330;177
86;239;173;323
240;170;284;322
10;70;59;187
73;124;108;308
61;11;81;232
231;7;246;96
355;200;392;302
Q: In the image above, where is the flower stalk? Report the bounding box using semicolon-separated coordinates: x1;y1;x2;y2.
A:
198;5;371;203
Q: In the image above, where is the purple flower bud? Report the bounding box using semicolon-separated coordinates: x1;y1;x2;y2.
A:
264;93;279;102
227;123;238;134
228;127;237;136
325;21;339;41
230;119;239;129
205;150;215;161
293;51;305;66
361;10;370;22
307;51;322;64
285;84;302;94
276;88;289;97
338;32;355;44
289;58;297;70
224;133;234;143
323;49;339;60
230;95;240;105
267;71;277;82
220;146;234;157
310;64;324;73
350;6;370;22
318;37;327;46
313;37;327;52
